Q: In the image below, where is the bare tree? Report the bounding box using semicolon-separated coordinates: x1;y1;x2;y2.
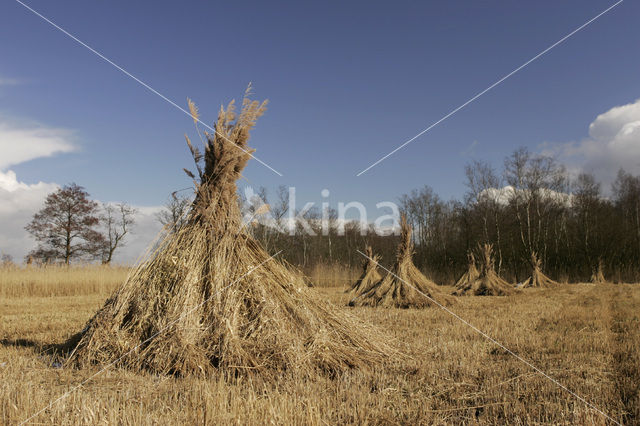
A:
398;185;442;248
25;183;104;264
504;147;567;263
612;169;640;266
465;160;500;241
155;193;191;232
398;186;454;271
271;185;290;230
102;202;137;264
572;173;601;265
464;160;505;272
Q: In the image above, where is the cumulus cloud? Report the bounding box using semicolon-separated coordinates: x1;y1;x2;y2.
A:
543;98;640;188
0;119;77;169
480;186;572;207
0;117;78;261
0;170;59;261
0;118;65;260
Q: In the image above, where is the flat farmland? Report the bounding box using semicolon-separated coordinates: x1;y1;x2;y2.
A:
1;267;638;424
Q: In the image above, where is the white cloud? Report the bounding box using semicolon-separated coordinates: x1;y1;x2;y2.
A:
0;170;59;261
0;118;80;261
0;119;77;169
479;185;572;207
543;98;640;188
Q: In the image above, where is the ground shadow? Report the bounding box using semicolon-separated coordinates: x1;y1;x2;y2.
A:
1;333;80;361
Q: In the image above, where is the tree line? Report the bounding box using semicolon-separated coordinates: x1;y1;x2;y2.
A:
23;147;640;283
237;147;639;284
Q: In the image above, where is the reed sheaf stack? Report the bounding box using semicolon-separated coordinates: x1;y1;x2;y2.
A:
349;215;453;308
519;252;559;289
346;245;381;296
66;87;393;378
454;251;479;291
453;244;514;296
590;259;606;284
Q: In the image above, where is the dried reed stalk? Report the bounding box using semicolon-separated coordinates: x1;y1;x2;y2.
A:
453;244;514;296
66;87;394;378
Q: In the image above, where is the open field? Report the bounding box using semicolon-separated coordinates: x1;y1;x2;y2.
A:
1;267;639;424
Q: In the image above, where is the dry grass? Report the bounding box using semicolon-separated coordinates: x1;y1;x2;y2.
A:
0;264;128;298
1;265;638;424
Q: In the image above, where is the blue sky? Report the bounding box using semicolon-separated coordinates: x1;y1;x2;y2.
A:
1;0;639;260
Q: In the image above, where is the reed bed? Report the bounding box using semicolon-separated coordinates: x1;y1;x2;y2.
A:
0;265;129;298
304;262;360;288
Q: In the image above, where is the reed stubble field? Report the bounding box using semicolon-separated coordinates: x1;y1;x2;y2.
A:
1;265;638;424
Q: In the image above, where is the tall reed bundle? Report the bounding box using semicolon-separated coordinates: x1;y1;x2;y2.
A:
453;244;514;296
349;215;453;308
590;259;606;284
66;88;393;378
454;251;479;290
519;252;559;289
345;245;381;296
